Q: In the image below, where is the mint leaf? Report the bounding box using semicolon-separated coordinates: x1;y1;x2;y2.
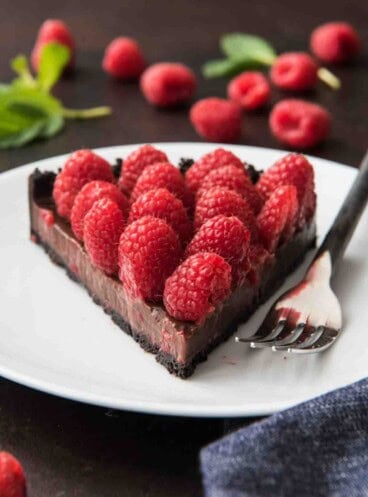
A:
0;86;64;148
37;42;70;92
0;120;46;149
11;55;36;88
203;57;265;79
221;33;276;65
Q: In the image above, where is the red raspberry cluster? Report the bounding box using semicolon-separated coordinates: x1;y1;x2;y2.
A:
31;19;360;149
52;145;316;322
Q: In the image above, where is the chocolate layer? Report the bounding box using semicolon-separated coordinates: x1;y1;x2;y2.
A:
29;169;316;378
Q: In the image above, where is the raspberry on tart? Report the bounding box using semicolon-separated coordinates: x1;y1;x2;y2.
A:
118;144;168;195
128;188;192;246
118;216;182;301
53;149;114;219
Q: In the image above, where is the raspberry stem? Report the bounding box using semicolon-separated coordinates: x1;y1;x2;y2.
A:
62;106;112;119
317;67;341;90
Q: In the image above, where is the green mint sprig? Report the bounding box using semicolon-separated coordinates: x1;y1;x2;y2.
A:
0;42;111;149
203;32;340;90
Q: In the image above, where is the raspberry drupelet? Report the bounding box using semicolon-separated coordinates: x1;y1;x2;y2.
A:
163;252;232;322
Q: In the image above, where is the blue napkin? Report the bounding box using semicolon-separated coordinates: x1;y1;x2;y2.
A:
200;378;368;497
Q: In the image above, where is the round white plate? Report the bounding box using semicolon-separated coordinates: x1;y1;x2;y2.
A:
0;143;366;418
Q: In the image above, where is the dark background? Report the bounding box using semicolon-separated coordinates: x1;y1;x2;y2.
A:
0;0;367;495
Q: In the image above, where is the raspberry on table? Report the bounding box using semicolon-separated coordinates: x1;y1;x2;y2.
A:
128;188;192;245
131;162;188;205
53;149;114;219
194;187;258;237
197;164;264;214
256;152;315;227
269;98;331;149
186;215;251;285
185;147;244;195
31;19;75;71
119;216;182;301
163;252;231;322
118;144;168;195
257;185;299;251
103;37;146;79
84;198;126;275
270;52;318;91
71;180;129;240
227;71;271;110
140;62;197;107
0;451;27;497
190;97;242;143
310;22;361;64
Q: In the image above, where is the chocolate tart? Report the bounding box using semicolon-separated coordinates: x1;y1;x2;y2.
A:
28;168;316;378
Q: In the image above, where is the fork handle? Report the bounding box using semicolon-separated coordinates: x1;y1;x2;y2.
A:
316;150;368;271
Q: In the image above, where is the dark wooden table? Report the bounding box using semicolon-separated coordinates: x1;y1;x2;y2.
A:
0;1;367;495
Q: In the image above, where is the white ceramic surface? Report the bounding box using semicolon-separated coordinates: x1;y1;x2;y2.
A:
0;143;366;418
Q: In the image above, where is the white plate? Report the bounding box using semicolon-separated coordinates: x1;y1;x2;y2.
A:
0;143;366;418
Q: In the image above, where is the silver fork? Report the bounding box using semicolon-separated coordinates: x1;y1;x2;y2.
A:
235;150;368;354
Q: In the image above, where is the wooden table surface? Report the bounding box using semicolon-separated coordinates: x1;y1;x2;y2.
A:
0;1;367;495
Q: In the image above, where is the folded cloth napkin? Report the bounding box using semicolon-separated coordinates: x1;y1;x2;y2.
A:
200;378;368;497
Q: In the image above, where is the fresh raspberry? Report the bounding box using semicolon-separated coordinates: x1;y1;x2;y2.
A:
257;185;299;251
53;149;114;219
84;198;125;275
270;52;318;91
71;180;129;240
131;162;187;204
186;215;250;285
103;37;146;79
194;187;258;238
190;98;242;143
118;144;168;195
257;152;315;226
197;165;264;214
163;252;231;322
118;216;181;301
140;63;196;107
128;188;192;245
310;22;361;64
269;99;331;149
31;19;75;71
0;451;27;497
227;71;271;110
185;148;244;195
